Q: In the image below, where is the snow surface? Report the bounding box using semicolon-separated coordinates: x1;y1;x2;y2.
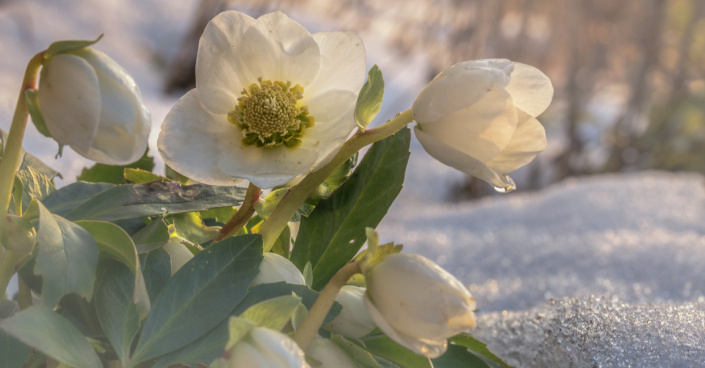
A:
1;1;704;367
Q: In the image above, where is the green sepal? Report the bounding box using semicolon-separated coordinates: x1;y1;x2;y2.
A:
78;150;154;184
44;34;103;59
354;65;385;130
239;294;302;331
24;89;51;137
225;316;256;351
330;334;383;368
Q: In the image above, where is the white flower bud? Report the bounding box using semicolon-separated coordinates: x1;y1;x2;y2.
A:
162;237;194;275
412;59;552;191
324;285;376;339
2;215;36;255
224;327;310;368
308;336;357;368
364;253;476;358
250;252;306;287
38;48;151;165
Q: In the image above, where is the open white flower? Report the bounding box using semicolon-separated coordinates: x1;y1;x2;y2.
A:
38;48;151;165
364;253;476;358
158;11;366;189
412;59;552;191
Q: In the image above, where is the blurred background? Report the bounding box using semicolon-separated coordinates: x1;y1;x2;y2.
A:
1;0;705;200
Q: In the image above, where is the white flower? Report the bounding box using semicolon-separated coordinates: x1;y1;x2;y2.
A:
158;11;366;189
412;59;553;191
162;236;194;275
223;327;310;368
323;285;376;339
250;252;306;287
364;253;476;358
308;336;357;368
38;48;150;165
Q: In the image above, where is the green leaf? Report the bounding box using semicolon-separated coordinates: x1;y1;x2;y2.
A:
132;219;170;253
24;88;51;137
77;151;154;184
41;182;114;217
95;260;140;366
169;212;219;244
200;207;237;224
362;335;432;368
240;294;301;331
303;262;313;288
151;283;341;368
61;181;247;222
446;334;512;368
76;220;150;319
330;334;382;368
13;165;56;215
131;235;263;364
139;249;171;302
0;306;102;368
269;224;291;258
291;128;410;289
26;200;98;308
44;34;103;58
11;175;23;215
124;168;166;184
354;65;385;130
0;300;30;368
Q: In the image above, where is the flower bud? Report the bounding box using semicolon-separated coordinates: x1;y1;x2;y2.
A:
162;236;194;275
323;285;376;339
308;336;357;368
223;327;310;368
250;252;306;287
2;215;36;255
364;253;476;358
412;59;552;191
38;48;151;165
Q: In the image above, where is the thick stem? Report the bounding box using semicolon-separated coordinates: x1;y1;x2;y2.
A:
258;109;414;251
18;276;31;309
293;260;362;352
214;182;260;242
0;250;21;298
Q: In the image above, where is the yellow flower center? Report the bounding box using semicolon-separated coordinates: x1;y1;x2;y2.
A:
228;78;315;148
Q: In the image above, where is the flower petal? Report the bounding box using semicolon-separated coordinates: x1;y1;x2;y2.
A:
505;62;553;117
196;11;256;114
417;89;518;163
238;12;320;86
412;59;512;123
414;125;516;191
305;31;366;94
364;295;448;358
302;89;358;168
485;109;547;173
38;53;100;152
158;90;243;185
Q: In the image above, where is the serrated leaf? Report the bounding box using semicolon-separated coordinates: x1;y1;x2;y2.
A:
95;260;141;366
44;34;103;58
24;88;51;137
0;306;102;368
43;181;246;222
151;283;341;368
291;128;410;290
26;200;98;308
76;220;150;319
355;65;385;130
131;235;263;364
13;165;56;215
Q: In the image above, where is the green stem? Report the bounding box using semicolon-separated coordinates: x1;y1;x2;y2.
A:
0;250;21;298
214;182;261;242
18;276;31;309
0;52;44;223
293;260;362;352
258;109;414;251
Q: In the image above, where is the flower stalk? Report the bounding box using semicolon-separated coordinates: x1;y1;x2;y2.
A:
292;259;362;352
258;109;413;252
215;182;261;242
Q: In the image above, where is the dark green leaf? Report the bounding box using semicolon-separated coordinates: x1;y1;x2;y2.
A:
362;335;432;368
292;128;410;289
42;182;114;217
239;294;301;331
44;34;103;58
95;260;140;366
355;65;385;130
432;344;500;368
76;220;150;319
269;224;291;258
133;219;170;253
25;88;51;137
0;306;102;368
0;329;30;368
330;334;382;368
62;181;246;222
77;151;154;184
131;235;263;364
169;212;219;244
448;335;512;368
27;200;98;308
139;249;171;302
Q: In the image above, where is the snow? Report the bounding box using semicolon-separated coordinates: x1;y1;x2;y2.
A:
2;1;704;367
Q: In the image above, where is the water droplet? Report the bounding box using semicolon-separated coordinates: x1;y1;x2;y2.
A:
493;185;512;193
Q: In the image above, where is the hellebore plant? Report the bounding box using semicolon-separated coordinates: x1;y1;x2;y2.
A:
0;9;552;368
